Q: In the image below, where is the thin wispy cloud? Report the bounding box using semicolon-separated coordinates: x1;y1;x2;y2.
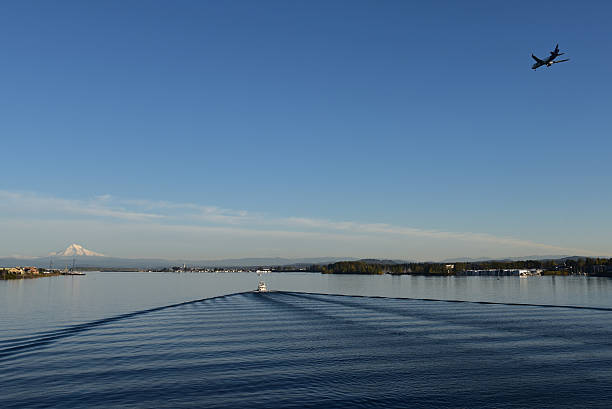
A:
121;198;255;225
280;217;592;255
0;189;599;258
0;191;164;221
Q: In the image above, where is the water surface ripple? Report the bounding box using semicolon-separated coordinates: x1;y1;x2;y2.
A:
2;291;612;408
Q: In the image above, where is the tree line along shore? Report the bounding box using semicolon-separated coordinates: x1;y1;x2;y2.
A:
3;258;612;279
309;258;612;277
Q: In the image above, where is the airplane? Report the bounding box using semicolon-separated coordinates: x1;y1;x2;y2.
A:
531;44;570;70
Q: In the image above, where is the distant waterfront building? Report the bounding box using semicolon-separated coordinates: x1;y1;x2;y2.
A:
0;267;41;275
458;269;542;277
591;265;612;275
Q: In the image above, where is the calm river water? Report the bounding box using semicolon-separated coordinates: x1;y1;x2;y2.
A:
2;272;612;341
3;273;612;408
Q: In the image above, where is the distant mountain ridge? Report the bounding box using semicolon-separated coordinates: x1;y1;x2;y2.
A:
0;244;596;270
0;256;356;269
0;244;357;269
440;255;573;263
357;258;413;264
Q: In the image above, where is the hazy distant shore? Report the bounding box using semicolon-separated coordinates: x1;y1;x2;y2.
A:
3;257;612;279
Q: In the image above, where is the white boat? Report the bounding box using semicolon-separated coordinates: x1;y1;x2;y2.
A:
63;257;85;275
257;281;268;292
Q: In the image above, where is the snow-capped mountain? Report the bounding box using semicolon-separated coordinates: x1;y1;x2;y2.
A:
50;244;106;257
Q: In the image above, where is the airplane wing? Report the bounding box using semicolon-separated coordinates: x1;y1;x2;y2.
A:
531;54;544;63
552;59;570;64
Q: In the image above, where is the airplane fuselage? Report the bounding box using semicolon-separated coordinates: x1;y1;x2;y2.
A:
532;54;558;69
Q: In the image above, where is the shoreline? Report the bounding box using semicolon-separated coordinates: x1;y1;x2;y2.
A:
1;272;85;280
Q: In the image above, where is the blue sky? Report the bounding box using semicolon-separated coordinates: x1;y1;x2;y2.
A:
1;1;611;260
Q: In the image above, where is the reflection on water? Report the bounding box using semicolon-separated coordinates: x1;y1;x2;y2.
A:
274;273;612;308
2;272;612;341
